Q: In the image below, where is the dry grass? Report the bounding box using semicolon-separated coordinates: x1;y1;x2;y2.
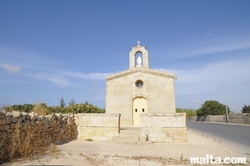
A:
2;105;13;112
0;122;59;164
31;104;47;116
48;143;58;154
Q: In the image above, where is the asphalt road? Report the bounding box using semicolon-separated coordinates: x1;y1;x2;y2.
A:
187;122;250;157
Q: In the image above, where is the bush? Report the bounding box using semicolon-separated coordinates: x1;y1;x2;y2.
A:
6;102;105;115
32;103;49;116
176;108;196;117
198;100;230;116
63;103;105;114
11;104;33;113
196;108;202;116
242;105;250;113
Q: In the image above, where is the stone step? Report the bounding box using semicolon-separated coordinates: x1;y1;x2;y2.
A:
112;127;152;144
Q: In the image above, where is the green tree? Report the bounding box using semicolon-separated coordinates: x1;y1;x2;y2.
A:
196;108;203;116
60;96;66;108
69;97;76;106
242;105;250;113
199;100;229;116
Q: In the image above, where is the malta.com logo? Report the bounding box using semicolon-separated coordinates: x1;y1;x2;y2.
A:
190;154;247;165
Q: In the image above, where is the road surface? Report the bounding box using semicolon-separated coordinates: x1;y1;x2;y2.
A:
187;122;250;157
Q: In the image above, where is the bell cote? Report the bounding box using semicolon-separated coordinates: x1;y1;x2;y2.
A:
129;41;149;69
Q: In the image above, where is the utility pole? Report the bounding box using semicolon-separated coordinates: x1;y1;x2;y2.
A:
223;83;229;123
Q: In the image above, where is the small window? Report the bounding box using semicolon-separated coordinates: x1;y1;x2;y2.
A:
135;109;137;112
142;108;145;112
135;80;143;88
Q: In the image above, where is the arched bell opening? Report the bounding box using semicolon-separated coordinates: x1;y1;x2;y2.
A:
135;51;143;67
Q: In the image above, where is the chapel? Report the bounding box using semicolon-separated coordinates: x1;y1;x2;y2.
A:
106;42;177;126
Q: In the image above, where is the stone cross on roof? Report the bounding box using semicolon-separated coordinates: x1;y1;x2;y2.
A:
137;41;140;46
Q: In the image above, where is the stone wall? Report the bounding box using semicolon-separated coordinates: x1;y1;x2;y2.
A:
140;113;187;143
186;117;197;122
76;113;120;141
229;113;250;124
193;113;250;124
201;115;226;122
0;111;77;149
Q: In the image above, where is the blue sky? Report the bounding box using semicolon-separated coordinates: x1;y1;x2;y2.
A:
0;0;250;112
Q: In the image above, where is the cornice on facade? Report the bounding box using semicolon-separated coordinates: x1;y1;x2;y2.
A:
106;68;177;82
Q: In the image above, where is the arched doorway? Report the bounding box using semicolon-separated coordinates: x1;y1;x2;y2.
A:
132;97;147;126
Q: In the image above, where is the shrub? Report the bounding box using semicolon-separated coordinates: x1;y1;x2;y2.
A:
176;108;196;117
242;105;250;113
32;103;49;116
196;108;202;116
11;104;33;113
199;100;230;116
6;102;105;115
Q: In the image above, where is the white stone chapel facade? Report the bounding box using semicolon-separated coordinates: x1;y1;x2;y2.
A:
106;42;177;126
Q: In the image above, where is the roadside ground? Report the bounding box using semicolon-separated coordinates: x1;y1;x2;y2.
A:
4;129;249;166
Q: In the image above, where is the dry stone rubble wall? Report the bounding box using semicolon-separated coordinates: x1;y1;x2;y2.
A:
0;111;77;149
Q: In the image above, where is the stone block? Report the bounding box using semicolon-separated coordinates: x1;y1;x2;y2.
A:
0;125;4;131
5;114;12;124
37;116;43;121
7;129;12;133
0;113;5;119
30;120;34;126
23;120;30;125
77;113;120;127
50;120;57;126
56;113;63;120
10;123;16;129
140;114;187;143
21;112;27;120
26;113;31;120
17;117;22;123
78;127;118;141
67;117;73;126
140;113;186;128
11;117;18;123
29;112;38;120
77;113;120;141
4;125;9;130
148;132;161;138
0;119;6;125
47;114;56;121
36;120;42;125
154;137;166;143
2;131;7;138
56;120;60;125
12;111;22;118
54;127;60;133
